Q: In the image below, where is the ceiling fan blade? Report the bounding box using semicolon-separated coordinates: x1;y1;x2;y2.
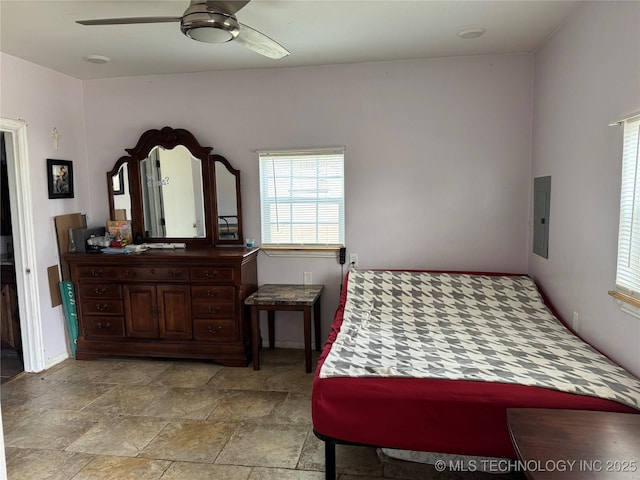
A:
203;1;252;16
76;17;181;26
236;23;289;59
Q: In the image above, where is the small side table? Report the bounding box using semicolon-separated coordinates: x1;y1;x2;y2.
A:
507;408;640;480
245;284;324;373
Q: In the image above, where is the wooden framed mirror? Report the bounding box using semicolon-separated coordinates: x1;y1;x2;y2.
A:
213;156;243;244
107;127;244;247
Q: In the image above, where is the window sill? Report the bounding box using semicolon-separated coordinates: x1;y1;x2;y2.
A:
608;290;640;319
260;245;341;258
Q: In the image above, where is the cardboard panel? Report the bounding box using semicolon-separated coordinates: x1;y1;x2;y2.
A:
54;213;84;280
47;265;61;307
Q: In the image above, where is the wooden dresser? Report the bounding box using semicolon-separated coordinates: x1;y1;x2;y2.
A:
65;247;258;366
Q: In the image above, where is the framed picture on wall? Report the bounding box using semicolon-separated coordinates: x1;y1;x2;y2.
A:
47;159;74;199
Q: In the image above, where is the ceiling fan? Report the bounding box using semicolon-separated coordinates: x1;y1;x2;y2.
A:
76;0;289;59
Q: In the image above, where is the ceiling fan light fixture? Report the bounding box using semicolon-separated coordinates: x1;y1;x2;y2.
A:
457;27;487;40
75;0;288;59
181;12;240;43
83;54;111;64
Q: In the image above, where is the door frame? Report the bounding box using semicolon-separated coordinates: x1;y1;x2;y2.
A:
1;117;45;372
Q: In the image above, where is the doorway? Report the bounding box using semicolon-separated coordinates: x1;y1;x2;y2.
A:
0;133;23;382
0;118;45;374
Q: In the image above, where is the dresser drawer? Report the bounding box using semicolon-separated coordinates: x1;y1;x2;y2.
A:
193;320;236;342
119;267;188;282
190;267;235;283
81;299;124;316
83;316;125;337
191;286;235;302
79;283;122;299
75;266;119;281
191;301;236;318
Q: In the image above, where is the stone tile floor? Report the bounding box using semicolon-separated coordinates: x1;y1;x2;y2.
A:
2;348;524;480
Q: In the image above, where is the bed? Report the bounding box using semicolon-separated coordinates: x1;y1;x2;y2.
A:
311;270;640;480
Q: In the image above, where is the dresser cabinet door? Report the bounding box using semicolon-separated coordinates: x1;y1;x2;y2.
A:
124;284;158;338
157;285;192;339
123;284;192;339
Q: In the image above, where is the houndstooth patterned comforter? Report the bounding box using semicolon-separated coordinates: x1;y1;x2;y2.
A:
319;270;640;410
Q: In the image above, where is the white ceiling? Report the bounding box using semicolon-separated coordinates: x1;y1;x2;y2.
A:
0;0;580;80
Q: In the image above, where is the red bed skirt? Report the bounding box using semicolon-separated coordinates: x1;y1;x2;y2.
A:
311;271;638;458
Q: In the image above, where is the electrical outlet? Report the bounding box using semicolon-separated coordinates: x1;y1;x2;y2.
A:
349;253;358;268
572;311;580;332
304;272;312;285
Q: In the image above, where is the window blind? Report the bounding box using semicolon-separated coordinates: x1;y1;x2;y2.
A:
616;117;640;296
258;148;345;246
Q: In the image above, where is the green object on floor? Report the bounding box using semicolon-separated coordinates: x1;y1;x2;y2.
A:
59;280;78;359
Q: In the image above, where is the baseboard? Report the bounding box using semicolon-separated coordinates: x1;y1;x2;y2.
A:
44;351;70;370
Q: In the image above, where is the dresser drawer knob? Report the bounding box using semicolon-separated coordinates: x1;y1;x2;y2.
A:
205;271;218;278
94;287;107;295
206;289;218;297
207;306;220;314
208;325;222;335
95;303;109;311
169;271;181;278
97;322;111;330
90;269;103;277
126;270;137;277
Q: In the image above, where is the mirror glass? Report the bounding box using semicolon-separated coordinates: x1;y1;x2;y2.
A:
215;161;239;241
140;145;206;238
111;163;131;220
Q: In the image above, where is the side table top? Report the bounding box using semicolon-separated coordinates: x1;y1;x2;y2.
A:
507;408;640;479
245;284;324;306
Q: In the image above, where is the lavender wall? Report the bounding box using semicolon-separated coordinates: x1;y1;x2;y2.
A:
82;54;534;347
530;1;640;376
0;53;87;366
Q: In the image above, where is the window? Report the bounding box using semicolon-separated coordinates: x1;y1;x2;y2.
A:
258;148;345;248
612;115;640;308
